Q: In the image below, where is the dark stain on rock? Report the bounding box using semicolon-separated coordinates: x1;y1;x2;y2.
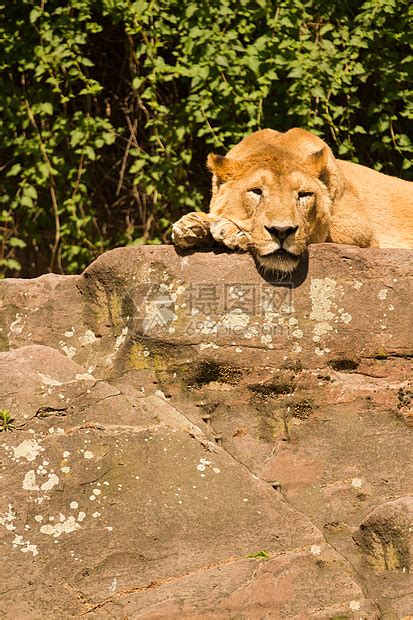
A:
359;518;410;573
233;427;248;437
188;360;242;387
316;373;334;382
292;399;313;420
282;359;303;373
329;359;359;372
397;387;412;409
196;400;219;415
248;379;295;397
35;406;68;418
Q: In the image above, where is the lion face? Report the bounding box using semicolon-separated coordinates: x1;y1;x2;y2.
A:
207;145;334;274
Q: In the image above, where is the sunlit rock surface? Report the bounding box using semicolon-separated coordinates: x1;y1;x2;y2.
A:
0;245;412;618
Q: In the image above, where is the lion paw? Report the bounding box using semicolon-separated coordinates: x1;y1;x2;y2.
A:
171;212;213;249
210;218;251;251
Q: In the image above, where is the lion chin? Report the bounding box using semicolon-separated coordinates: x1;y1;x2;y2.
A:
253;248;301;275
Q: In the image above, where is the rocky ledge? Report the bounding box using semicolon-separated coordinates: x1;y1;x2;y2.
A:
0;244;412;619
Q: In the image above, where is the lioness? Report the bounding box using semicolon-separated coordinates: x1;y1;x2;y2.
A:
172;128;413;273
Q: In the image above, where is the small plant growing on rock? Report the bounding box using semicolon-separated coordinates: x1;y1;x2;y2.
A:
246;550;269;560
0;409;16;432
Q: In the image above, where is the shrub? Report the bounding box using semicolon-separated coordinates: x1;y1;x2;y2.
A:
1;0;411;276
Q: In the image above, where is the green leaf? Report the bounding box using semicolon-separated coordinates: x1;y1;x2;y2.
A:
6;164;22;177
25;186;38;200
0;258;21;271
29;7;43;23
70;129;85;148
353;125;367;134
185;4;197;18
311;86;324;98
41;102;53;115
128;236;145;245
132;76;144;89
287;67;303;78
20;195;33;208
84;146;96;160
216;55;229;68
130;159;146;174
8;237;27;248
131;0;148;14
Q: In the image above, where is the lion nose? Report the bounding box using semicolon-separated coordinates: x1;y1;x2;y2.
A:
265;225;298;243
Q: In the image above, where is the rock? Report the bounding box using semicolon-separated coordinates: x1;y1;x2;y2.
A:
0;244;412;617
2;244;412;375
358;497;412;574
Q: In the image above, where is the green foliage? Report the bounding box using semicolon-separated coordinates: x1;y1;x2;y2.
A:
247;550;270;559
0;409;16;431
1;0;412;276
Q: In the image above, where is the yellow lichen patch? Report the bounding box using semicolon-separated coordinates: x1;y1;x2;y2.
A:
367;532;406;572
375;347;388;359
127;342;169;372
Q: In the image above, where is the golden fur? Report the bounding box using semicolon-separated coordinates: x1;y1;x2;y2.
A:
172;128;413;273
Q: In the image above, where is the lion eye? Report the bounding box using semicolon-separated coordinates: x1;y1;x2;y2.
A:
248;187;263;196
298;191;314;199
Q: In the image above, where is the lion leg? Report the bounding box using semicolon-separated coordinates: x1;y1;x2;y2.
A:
210;217;251;251
171;212;214;249
328;213;377;248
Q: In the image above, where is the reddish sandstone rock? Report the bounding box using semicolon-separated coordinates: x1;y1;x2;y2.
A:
0;244;411;617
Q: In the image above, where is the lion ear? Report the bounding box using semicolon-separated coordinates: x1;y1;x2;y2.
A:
207;153;236;182
307;146;340;196
308;147;329;181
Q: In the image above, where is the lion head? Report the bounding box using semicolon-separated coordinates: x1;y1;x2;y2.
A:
207;129;344;274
